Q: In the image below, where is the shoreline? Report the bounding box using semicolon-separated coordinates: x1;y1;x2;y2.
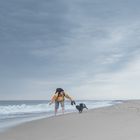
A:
0;101;122;133
2;100;140;140
0;100;121;131
0;100;120;132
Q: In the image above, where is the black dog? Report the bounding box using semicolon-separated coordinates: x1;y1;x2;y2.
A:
76;103;88;113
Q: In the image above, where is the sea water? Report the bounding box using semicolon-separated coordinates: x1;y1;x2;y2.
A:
0;100;121;132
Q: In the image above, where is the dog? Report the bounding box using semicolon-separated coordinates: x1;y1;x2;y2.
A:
76;103;88;113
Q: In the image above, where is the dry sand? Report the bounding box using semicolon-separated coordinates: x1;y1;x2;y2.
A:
1;100;140;140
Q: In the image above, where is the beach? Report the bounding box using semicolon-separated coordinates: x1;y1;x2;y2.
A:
0;100;140;140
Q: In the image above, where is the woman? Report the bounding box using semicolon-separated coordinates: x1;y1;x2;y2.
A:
49;88;74;115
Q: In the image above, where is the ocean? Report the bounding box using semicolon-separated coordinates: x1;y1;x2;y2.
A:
0;100;122;132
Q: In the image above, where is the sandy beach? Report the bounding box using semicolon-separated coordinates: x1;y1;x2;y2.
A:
1;100;140;140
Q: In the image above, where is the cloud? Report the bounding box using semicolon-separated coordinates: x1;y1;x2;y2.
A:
70;55;140;100
1;0;140;99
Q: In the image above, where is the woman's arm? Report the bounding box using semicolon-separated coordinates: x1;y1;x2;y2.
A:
49;94;57;105
65;93;73;101
65;93;76;105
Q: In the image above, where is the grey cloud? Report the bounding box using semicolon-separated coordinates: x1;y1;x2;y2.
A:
1;0;140;99
0;0;75;43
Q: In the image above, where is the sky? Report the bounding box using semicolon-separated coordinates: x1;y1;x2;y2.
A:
0;0;140;100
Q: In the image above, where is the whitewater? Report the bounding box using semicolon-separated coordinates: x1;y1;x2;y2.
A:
0;100;121;132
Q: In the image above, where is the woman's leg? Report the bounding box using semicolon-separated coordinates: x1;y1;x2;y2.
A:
55;101;59;116
61;101;65;114
55;108;57;116
62;107;64;114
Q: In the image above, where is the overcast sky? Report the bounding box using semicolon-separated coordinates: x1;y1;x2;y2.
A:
0;0;140;100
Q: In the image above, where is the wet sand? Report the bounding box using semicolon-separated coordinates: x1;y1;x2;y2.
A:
1;100;140;140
